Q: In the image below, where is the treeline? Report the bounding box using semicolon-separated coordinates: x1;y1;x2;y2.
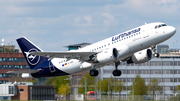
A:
46;73;180;100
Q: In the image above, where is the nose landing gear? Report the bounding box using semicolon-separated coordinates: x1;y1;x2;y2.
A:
151;45;160;58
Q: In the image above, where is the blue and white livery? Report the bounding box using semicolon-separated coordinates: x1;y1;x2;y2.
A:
7;22;176;78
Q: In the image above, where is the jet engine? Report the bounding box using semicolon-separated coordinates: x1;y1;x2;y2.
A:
127;49;152;64
93;48;119;63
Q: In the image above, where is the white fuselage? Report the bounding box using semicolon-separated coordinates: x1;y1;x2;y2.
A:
50;22;176;75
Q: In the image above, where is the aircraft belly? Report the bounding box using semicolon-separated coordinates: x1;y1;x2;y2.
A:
52;59;91;74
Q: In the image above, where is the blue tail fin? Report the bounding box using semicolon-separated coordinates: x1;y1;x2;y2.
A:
17;37;48;69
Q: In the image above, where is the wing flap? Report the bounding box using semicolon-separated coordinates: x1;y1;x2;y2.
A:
7;69;40;74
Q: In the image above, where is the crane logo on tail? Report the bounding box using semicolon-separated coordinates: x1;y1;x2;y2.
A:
24;48;40;65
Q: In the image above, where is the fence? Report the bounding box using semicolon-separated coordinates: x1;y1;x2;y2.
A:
58;94;180;101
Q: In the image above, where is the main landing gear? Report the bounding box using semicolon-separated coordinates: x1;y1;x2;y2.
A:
89;64;99;76
151;45;160;58
89;62;122;77
112;61;122;76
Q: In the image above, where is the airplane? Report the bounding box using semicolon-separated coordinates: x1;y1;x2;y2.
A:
7;22;176;78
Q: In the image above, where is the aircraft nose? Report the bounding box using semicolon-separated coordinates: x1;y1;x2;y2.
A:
168;26;176;36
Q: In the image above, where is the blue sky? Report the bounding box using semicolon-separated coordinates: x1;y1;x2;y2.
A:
0;0;180;51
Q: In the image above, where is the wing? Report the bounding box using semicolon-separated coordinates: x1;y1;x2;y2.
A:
30;51;97;61
7;69;40;74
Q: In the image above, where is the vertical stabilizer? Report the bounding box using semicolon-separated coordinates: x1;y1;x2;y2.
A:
17;37;48;69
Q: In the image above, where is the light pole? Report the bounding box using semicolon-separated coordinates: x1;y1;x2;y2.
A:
100;79;101;101
83;77;87;100
77;76;81;96
132;83;134;101
108;81;110;100
64;77;71;100
64;76;74;99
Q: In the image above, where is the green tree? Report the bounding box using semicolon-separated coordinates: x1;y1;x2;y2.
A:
178;85;180;93
114;79;125;100
130;74;147;95
79;72;95;94
58;83;70;99
147;78;161;100
109;76;115;95
46;76;70;92
96;78;109;94
101;79;109;94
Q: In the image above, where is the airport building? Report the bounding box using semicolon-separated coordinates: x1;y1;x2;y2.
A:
0;45;30;84
0;82;55;100
0;44;55;100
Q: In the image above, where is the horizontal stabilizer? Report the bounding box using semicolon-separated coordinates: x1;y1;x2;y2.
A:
30;51;96;61
7;69;40;74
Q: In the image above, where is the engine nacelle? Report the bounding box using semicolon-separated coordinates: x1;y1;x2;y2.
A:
22;73;33;78
94;48;119;63
127;49;152;64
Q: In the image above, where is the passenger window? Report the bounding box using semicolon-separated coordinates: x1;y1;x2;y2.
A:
131;35;133;37
134;34;135;36
127;37;128;39
104;45;106;47
102;46;103;48
129;36;130;38
112;42;113;44
139;32;140;34
108;43;110;45
136;33;138;35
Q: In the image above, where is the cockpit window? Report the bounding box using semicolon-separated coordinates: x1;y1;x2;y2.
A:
158;25;162;28
155;26;157;29
162;24;167;26
155;24;167;29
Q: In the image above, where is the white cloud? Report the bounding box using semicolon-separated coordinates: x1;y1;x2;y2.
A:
0;5;32;16
101;13;114;19
0;0;179;51
7;30;18;35
83;15;92;24
121;0;180;17
155;0;179;4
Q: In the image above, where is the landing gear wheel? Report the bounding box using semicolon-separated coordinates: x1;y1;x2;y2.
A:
90;69;99;76
113;70;122;76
